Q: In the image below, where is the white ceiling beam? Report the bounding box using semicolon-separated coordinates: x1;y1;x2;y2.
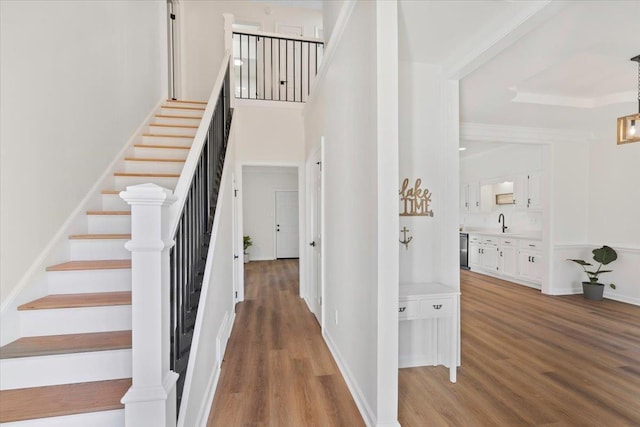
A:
443;1;568;80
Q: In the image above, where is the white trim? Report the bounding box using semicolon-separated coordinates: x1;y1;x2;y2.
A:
232;26;323;44
461;122;593;145
554;243;640;254
511;90;636;109
323;330;376;427
234;98;305;110
0;97;164;346
304;0;356;110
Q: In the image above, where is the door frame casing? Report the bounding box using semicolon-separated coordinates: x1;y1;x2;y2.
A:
236;161;306;302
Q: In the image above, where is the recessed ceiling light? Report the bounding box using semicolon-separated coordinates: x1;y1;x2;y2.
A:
459;147;467;151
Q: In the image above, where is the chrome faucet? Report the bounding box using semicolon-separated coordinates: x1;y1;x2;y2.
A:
498;213;508;233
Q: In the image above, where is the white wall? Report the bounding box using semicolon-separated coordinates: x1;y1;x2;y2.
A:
242;166;298;260
0;0;166;305
399;62;461;284
180;1;322;101
234;104;305;163
588;134;640;247
178;129;237;426
304;1;399;425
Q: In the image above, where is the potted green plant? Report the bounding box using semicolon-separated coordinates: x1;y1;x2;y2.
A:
243;235;253;263
567;245;617;300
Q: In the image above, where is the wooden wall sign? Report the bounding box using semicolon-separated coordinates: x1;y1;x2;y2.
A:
399;178;433;217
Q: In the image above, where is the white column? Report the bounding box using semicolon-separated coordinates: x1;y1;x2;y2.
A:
120;183;178;427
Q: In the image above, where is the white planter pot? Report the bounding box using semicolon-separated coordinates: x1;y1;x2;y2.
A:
244;253;249;263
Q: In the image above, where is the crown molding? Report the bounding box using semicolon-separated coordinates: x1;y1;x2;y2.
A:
511;90;636;109
461;122;594;145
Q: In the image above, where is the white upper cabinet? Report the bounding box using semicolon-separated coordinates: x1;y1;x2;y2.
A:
526;171;543;210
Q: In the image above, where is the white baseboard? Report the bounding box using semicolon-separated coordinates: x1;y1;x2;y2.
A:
322;331;376;427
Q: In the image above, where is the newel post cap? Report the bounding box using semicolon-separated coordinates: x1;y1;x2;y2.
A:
119;183;177;207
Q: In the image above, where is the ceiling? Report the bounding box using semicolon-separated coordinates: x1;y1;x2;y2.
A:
398;0;640;142
253;0;323;11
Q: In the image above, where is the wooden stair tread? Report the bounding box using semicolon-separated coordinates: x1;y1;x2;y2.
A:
149;123;198;129
68;234;130;240
86;210;130;215
156;114;202;119
134;144;190;150
0;378;131;423
46;259;131;272
161;105;205;111
18;291;131;311
114;172;180;178
166;99;207;104
0;331;131;359
124;157;185;163
142;133;194;138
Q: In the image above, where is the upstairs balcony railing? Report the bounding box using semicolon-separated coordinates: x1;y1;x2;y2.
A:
233;30;324;103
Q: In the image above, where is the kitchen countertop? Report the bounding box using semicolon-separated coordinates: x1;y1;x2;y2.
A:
461;229;543;241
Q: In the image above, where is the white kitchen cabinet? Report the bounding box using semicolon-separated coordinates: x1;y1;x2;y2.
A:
499;238;517;278
468;235;482;269
481;237;499;272
517;240;543;284
526;171;543;210
460;182;481;213
469;235;500;273
514;172;543;210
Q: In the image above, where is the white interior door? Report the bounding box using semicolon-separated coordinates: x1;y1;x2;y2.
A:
275;191;299;258
232;173;240;303
310;153;323;323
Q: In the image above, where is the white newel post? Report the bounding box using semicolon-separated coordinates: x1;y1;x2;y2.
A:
120;184;178;427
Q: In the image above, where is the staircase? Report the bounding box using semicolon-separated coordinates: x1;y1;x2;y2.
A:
0;100;206;426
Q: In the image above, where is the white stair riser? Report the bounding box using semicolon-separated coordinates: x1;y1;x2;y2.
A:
48;269;131;294
0;349;131;389
123;160;184;174
69;240;130;261
87;215;131;234
102;194;129;211
142;134;193;146
147;125;197;137
165;101;206;109
1;409;124;427
154;116;201;126
133;146;189;160
160;106;205;116
115;176;178;190
21;306;131;336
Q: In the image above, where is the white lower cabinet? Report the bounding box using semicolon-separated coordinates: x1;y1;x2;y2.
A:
499;238;517;278
517;240;543;284
469;234;542;288
399;283;459;383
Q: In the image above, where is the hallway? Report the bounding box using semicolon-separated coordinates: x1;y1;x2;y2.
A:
207;259;364;426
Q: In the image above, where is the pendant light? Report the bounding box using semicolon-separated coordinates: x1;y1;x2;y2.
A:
617;55;640;145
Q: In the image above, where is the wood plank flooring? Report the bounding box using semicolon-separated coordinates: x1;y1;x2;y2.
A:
399;270;640;427
207;259;364;427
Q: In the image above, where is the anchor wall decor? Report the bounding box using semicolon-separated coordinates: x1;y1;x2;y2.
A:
399;178;434;217
400;226;413;250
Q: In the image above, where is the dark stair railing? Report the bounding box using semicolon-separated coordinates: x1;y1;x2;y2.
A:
233;31;324;102
169;60;232;409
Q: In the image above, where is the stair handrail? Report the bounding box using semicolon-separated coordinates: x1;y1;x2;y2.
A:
168;50;232;235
